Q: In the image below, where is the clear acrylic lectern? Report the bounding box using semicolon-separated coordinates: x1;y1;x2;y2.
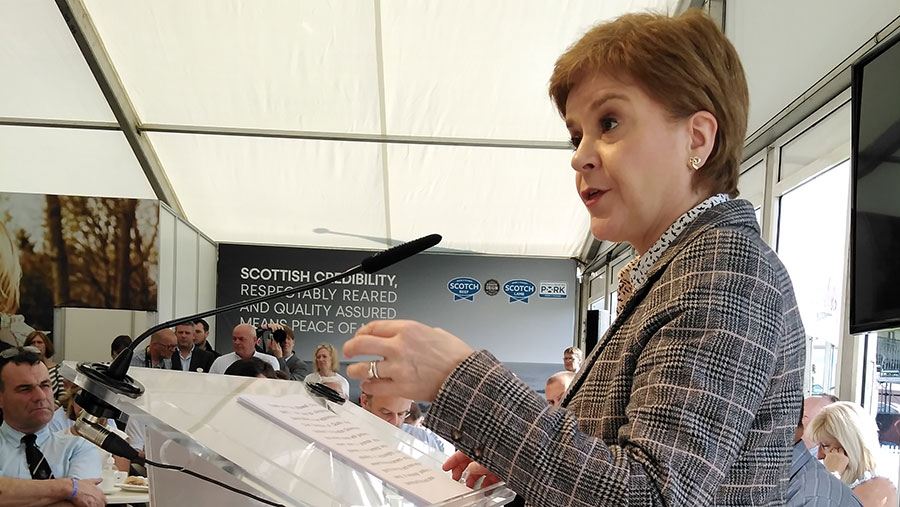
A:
63;362;514;507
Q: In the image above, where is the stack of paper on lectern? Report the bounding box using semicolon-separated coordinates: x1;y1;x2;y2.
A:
238;394;471;506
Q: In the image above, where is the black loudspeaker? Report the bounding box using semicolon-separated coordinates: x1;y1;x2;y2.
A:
586;309;600;354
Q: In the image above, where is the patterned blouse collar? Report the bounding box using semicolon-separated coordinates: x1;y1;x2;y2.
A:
630;193;731;291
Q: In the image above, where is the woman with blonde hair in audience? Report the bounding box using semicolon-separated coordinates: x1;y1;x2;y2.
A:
807;401;898;506
24;330;64;404
303;343;349;398
0;221;35;347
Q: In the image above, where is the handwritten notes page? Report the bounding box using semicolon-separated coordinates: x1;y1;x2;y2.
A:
237;394;471;506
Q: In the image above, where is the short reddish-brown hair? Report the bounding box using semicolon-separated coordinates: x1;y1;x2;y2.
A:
549;9;749;197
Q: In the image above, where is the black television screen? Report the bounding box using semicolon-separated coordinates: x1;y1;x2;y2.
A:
850;31;900;334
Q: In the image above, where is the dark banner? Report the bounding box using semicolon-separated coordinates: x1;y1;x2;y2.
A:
215;243;577;365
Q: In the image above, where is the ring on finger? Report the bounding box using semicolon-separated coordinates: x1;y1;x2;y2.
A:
369;360;380;380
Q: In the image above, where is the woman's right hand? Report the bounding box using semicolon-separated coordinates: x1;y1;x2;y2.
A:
823;447;850;475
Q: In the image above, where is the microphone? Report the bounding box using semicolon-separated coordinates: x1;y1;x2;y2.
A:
73;409;142;463
361;234;440;273
74;233;442;401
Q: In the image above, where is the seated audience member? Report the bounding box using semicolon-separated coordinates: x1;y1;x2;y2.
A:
0;346;105;506
23;331;63;406
405;402;424;427
223;358;277;379
544;371;575;407
192;318;219;357
562;346;583;373
130;329;176;369
875;405;900;447
171;323;216;373
303;343;350;398
807;401;898;507
110;335;132;360
264;325;309;381
787;399;861;506
209;324;280;374
803;394;840;451
360;392;450;454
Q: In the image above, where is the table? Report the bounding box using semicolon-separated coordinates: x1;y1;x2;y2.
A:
105;487;150;505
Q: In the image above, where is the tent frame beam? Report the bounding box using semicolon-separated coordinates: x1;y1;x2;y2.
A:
0;117;571;150
139;123;572;150
0;116;120;131
55;0;186;217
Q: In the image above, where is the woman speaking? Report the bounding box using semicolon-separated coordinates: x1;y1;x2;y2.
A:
344;10;804;506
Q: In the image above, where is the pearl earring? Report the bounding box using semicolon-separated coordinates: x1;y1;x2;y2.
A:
689;156;702;170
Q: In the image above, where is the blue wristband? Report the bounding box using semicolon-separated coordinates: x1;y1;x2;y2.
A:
66;478;77;500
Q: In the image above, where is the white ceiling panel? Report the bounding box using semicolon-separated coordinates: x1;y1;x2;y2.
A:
387;144;588;257
2;0;684;259
0;125;154;198
0;0;114;121
727;0;900;134
147;132;387;249
84;0;382;133
380;0;677;141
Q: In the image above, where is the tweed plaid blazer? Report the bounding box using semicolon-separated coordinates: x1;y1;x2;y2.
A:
425;199;805;506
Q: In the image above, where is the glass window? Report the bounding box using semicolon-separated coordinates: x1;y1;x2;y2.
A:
739;160;766;210
589;272;606;303
780;102;851;182
777;161;850;396
876;332;900;417
876;330;900;486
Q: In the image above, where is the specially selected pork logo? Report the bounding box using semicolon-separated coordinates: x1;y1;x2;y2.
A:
539;281;568;299
448;277;481;301
503;279;536;303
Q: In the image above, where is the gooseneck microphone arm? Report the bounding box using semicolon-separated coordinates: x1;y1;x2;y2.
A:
104;263;362;382
104;233;443;383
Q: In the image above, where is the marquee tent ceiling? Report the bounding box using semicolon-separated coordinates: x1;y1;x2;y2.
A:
1;0;680;257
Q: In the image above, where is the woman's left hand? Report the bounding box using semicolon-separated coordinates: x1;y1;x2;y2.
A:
443;451;502;489
343;320;474;402
823;448;850;474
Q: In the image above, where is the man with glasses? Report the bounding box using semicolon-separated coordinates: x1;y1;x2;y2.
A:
129;329;177;369
0;346;106;506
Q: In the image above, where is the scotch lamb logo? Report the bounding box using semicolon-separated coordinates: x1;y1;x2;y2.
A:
447;277;481;301
503;279;535;303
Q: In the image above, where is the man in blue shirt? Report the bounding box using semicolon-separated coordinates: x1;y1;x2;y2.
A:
0;347;105;506
361;392;450;454
788;400;861;506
